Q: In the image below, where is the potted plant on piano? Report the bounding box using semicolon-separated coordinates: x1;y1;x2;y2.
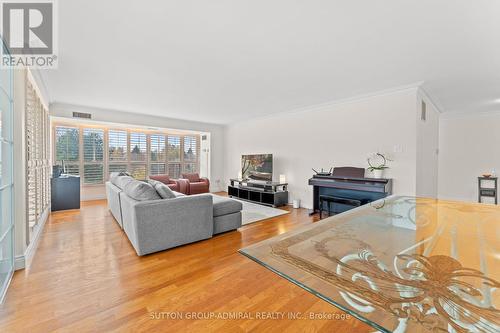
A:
367;152;391;179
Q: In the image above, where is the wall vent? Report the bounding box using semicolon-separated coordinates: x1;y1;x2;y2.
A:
72;112;92;119
201;135;207;140
421;101;427;121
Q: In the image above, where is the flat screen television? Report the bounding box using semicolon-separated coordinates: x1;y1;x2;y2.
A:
241;154;273;181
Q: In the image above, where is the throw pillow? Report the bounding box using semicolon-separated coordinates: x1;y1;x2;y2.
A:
109;172;120;180
148;179;161;187
154;183;176;199
148;179;176;199
113;175;134;189
124;180;161;201
109;172;120;186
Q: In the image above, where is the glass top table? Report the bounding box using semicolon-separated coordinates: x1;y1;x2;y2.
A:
239;196;500;332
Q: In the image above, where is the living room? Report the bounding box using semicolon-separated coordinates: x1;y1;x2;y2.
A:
0;1;499;332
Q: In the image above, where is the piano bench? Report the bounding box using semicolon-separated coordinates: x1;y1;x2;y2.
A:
319;195;362;218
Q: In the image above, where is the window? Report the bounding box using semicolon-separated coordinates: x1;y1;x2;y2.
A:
54;126;79;175
183;135;199;173
26;80;50;239
183;136;197;161
167;135;181;178
129;132;147;161
108;164;127;174
167;135;181;161
108;130;127;177
83;128;104;184
183;162;197;174
150;163;166;175
150;134;165;175
150;134;165;161
129;164;146;180
108;130;127;161
167;163;181;179
0;63;14;301
52;125;202;184
129;132;147;180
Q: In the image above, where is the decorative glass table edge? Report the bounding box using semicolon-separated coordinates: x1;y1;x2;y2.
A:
238;199;393;333
238;249;392;333
238;195;500;333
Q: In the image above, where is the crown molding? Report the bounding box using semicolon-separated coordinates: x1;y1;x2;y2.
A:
50;102;222;130
226;82;424;126
440;108;500;119
50;103;212;135
417;86;444;113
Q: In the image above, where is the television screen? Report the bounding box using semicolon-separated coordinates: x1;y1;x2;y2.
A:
241;154;273;181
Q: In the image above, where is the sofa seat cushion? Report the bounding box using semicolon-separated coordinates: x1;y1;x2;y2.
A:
211;194;243;217
124;180;161;201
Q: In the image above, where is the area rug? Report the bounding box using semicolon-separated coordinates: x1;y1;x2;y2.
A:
236;199;289;225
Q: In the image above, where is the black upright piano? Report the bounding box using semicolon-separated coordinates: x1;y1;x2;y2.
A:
308;167;392;215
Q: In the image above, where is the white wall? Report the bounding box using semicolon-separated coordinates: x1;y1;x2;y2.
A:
50;103;226;199
224;88;420;209
438;112;500;202
416;91;440;198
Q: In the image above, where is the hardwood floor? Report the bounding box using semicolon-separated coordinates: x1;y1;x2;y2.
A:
0;194;372;332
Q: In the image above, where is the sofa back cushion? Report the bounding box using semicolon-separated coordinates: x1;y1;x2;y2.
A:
155;184;177;199
124;180;161;201
172;191;186;197
148;179;176;199
110;171;132;179
182;173;200;183
111;175;135;190
109;172;120;180
149;174;171;184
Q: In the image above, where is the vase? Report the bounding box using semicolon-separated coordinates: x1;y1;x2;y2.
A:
372;169;384;179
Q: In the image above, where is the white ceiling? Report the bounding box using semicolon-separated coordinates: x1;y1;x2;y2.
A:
45;0;500;124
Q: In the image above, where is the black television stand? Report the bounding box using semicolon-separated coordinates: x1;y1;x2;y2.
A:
228;179;288;207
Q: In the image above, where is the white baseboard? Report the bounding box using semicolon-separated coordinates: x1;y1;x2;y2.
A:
14;255;25;270
81;193;107;201
15;207;50;271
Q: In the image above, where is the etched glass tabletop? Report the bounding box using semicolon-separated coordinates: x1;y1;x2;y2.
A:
239;196;500;332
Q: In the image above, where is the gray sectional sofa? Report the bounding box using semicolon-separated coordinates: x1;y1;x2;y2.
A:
106;174;242;256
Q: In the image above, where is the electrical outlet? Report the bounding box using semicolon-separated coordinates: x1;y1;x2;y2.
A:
393;145;403;153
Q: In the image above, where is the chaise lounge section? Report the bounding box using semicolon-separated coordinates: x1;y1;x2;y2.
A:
105;174;242;256
120;191;214;255
211;194;243;234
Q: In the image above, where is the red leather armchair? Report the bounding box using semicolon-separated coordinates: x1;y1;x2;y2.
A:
149;174;179;192
181;173;210;195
